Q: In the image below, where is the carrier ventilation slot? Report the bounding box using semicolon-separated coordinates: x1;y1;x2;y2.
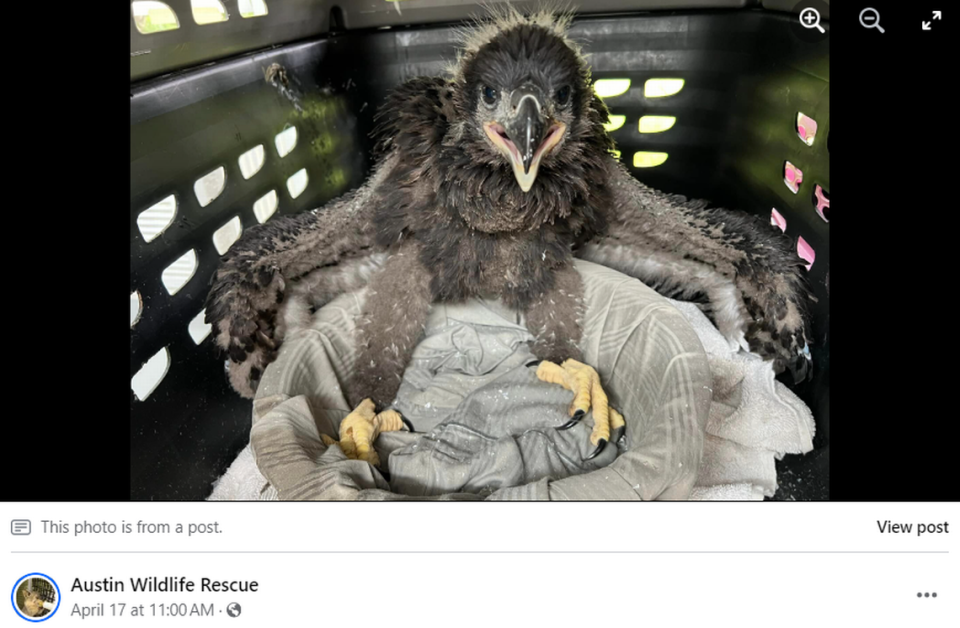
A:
137;195;177;243
238;145;266;179
796;112;818;146
644;79;685;98
797;236;815;271
603;115;626;132
639;116;676;133
770;208;787;232
239;0;268;18
132;1;180;34
784;162;802;194
161;250;198;295
194;167;226;207
192;0;229;25
132;347;171;401
254;190;279;223
131;291;143;328
213;217;242;255
287;169;308;198
633;152;668;168
188;310;212;344
813;185;830;222
593;79;630;98
275;126;298;158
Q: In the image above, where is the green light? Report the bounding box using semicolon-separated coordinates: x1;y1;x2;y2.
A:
603;115;626;132
328;168;347;189
633;151;668;168
610;149;621;160
192;0;229;25
239;0;268;18
638;115;676;133
644;78;685;98
132;1;181;34
594;79;631;99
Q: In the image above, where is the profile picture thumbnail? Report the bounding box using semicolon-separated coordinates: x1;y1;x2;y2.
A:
13;575;59;620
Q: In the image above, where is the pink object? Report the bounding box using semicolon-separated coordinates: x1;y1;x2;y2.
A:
814;185;830;222
797;236;815;271
770;208;787;232
784;162;802;194
796;112;818;146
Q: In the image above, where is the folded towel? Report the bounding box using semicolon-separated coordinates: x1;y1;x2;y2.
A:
209;261;815;500
668;301;815;497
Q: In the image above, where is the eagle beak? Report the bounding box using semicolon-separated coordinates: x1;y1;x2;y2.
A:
484;88;566;193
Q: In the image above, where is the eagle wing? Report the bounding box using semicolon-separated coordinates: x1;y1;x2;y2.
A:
204;170;384;397
579;158;813;382
205;77;454;398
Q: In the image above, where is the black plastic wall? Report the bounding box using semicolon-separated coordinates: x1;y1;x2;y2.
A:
130;40;369;499
129;1;753;81
130;0;333;82
130;9;829;499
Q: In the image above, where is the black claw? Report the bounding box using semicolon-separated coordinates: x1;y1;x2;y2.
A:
612;424;626;444
558;409;585;430
398;412;415;433
525;359;542;368
584;439;607;461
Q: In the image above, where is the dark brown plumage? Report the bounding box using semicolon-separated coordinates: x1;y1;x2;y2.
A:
205;9;812;414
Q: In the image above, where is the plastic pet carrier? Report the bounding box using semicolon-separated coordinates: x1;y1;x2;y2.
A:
130;0;829;500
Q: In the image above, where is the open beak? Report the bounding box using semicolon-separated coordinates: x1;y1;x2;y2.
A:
484;87;566;193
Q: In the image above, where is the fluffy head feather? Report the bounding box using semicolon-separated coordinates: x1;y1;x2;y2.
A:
449;5;581;81
366;8;615;306
436;8;614;234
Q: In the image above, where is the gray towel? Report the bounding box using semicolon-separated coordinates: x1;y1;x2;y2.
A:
210;257;815;501
239;260;711;500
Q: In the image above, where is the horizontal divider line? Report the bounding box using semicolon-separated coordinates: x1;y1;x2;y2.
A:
10;551;949;554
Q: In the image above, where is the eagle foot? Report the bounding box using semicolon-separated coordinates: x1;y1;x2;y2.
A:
321;399;412;467
530;359;626;461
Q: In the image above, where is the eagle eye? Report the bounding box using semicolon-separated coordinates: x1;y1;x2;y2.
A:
556;85;571;107
481;85;499;107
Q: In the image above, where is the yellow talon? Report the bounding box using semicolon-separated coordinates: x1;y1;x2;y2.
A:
535;360;568;387
536;359;623;448
322;400;408;467
610;407;625;432
375;409;406;433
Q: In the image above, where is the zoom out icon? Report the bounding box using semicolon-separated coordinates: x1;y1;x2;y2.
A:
860;8;885;33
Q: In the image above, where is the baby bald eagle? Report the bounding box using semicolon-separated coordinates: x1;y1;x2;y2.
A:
206;9;812;464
